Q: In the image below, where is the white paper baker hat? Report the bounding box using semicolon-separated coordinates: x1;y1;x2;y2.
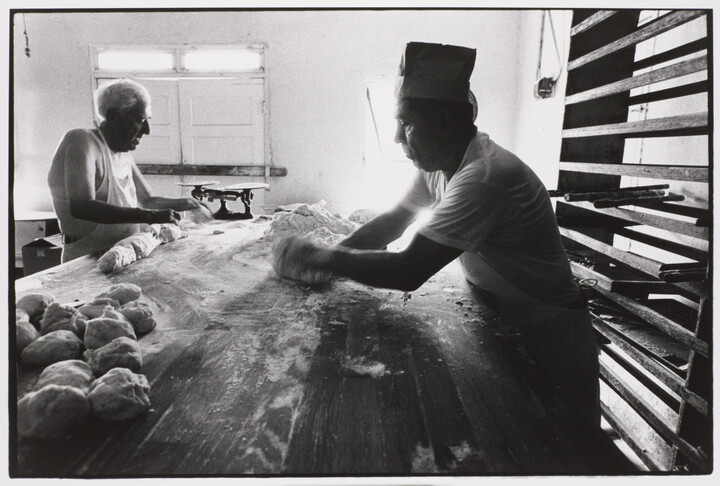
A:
395;42;477;103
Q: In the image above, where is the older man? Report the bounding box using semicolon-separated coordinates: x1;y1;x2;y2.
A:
274;42;600;426
48;79;211;262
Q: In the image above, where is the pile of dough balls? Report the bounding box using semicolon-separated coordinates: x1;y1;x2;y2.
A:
97;224;185;274
15;283;155;440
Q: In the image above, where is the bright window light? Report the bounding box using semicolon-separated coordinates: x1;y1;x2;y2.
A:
97;51;174;71
182;49;262;72
363;79;415;211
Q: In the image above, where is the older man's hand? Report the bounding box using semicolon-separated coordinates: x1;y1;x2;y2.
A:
185;198;215;223
273;236;332;284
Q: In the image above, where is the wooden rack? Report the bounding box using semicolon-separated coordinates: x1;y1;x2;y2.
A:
556;9;711;472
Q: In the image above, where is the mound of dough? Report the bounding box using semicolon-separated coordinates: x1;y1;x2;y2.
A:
21;330;83;366
16;292;56;326
16;320;40;354
97;245;137;273
116;231;162;258
88;368;151;421
266;202;359;245
119;301;156;335
84;310;137;350
348;208;378;225
17;385;92;440
84;337;142;376
305;226;347;247
36;360;94;393
95;283;142;306
40;302;83;336
77;298;120;319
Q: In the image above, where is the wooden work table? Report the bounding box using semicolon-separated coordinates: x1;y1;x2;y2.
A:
11;219;634;477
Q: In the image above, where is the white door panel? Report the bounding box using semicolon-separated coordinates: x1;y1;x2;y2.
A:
133;80;181;165
179;79;264;166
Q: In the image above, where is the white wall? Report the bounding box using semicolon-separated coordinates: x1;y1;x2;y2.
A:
13;9;562;215
512;10;572;192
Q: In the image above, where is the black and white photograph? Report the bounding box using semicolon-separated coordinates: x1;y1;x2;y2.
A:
2;1;715;482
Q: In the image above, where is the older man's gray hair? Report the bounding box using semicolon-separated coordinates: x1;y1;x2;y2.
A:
94;79;151;122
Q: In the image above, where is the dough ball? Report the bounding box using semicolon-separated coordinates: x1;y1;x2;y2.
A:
16;292;56;326
117;232;162;258
77;298;120;319
98;307;130;322
119;301;156;335
88;368;150;421
21;330;84;367
17;385;91;440
84;337;142;376
40;302;82;336
97;246;137;273
16;308;31;323
16;319;40;354
75;316;89;338
95;283;142;306
84;311;137;350
36;360;93;393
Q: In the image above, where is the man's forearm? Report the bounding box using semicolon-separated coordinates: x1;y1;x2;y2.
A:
339;209;416;250
321;247;424;291
141;196;197;211
70;200;153;225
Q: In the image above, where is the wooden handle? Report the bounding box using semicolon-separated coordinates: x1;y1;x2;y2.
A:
593;194;684;209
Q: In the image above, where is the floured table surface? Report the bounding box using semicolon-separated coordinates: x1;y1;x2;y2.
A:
12;219;633;476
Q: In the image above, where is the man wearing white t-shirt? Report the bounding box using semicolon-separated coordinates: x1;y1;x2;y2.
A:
274;42;600;426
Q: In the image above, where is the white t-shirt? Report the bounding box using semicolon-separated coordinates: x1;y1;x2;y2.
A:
399;131;582;322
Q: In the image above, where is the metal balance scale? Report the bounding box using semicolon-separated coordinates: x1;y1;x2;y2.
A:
178;181;269;220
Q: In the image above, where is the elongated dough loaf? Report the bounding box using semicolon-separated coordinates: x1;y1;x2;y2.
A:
97;246;137;274
116;231;162;258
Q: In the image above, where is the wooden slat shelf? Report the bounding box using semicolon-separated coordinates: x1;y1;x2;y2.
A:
565;55;707;106
591;285;708;357
628;80;709;107
568;10;706;71
600;362;709;470
570;10;618;36
138;164;288;177
561;113;707;139
562;8;711;472
571;261;678;296
601;402;661;471
562;227;663;276
633;37;708;71
603;344;681;413
563;228;707;297
558;162;708;182
594;319;708;417
559;201;709;240
614;227;707;263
